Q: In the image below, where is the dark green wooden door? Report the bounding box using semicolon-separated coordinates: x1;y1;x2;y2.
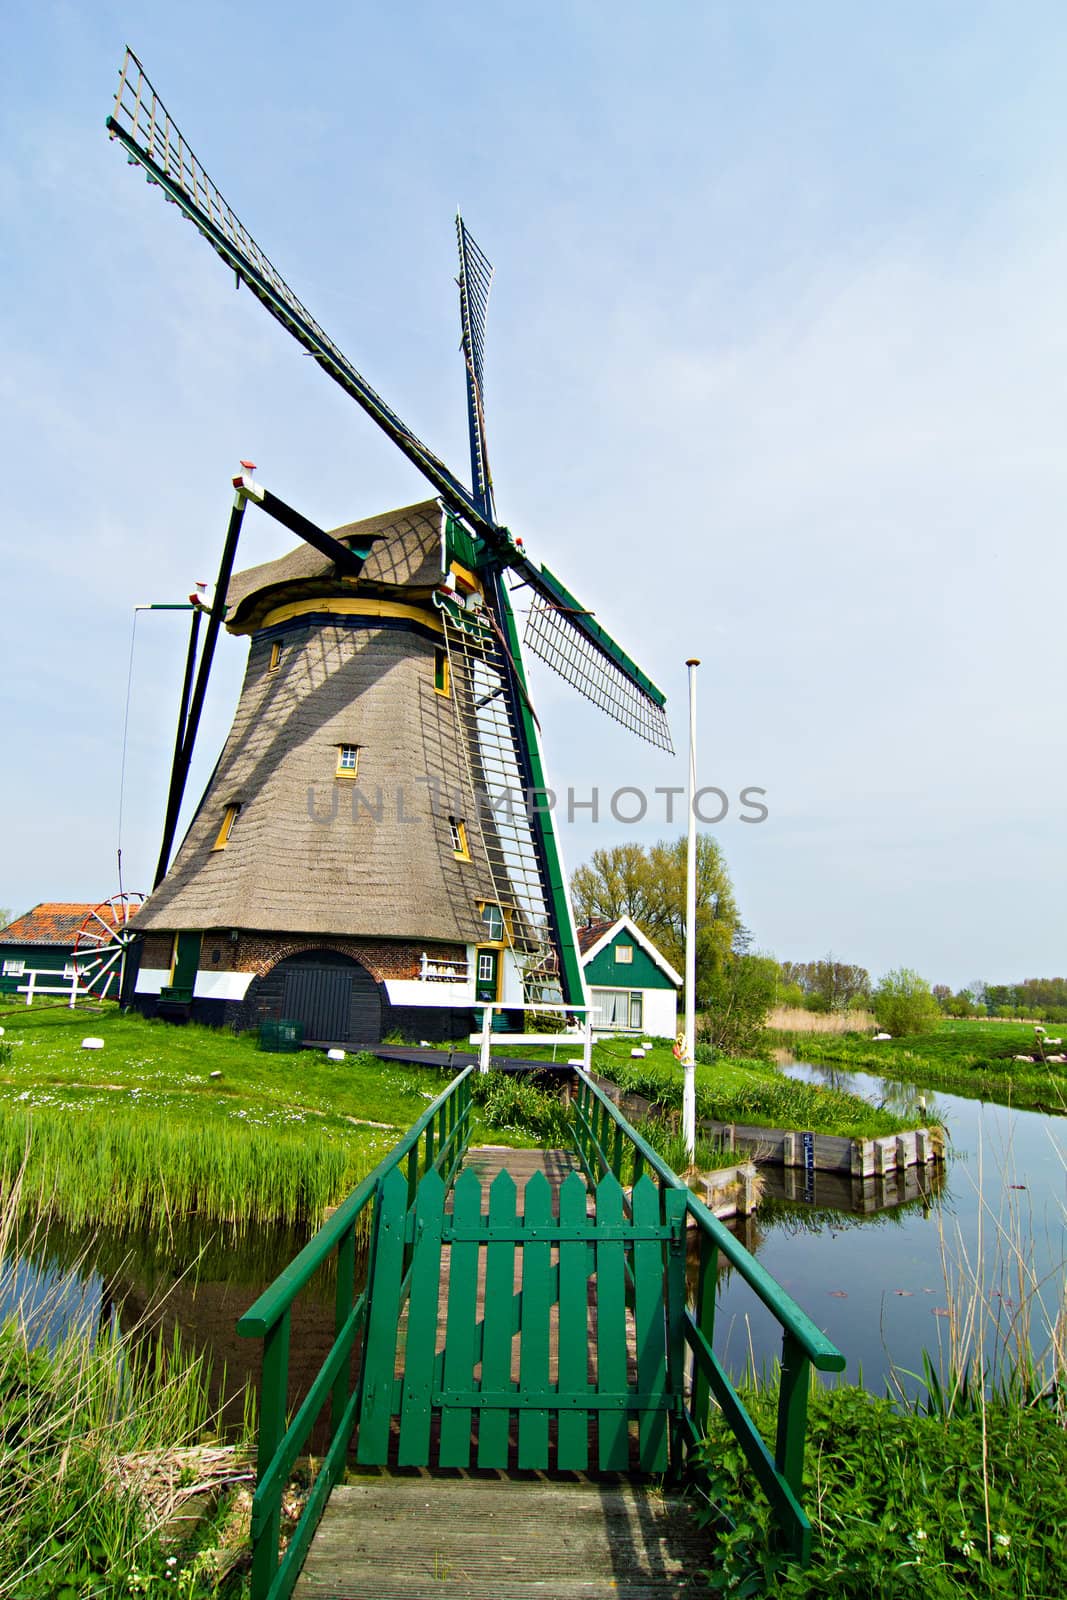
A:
356;1166;687;1474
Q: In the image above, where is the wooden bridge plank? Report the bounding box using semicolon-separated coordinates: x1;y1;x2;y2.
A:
293;1477;713;1598
517;1170;553;1469
437;1169;482;1469
632;1175;669;1472
556;1170;591;1471
397;1170;445;1466
595;1173;631;1471
477;1170;517;1469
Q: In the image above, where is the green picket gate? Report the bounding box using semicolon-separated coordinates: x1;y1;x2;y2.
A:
356;1164;690;1474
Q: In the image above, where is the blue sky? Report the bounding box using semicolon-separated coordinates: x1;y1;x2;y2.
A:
2;3;1065;989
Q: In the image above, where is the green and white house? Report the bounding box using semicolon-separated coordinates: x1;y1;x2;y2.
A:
577;917;682;1039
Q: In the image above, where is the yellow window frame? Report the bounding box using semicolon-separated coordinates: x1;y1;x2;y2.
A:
267;640;282;672
434;648;450;697
335;744;361;779
450;816;470;861
212;803;240;851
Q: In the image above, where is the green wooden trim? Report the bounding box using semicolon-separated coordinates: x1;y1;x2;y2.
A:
632;1176;670;1472
477;1170;518;1468
494;583;585;1006
398;1170;446;1465
595;1174;630;1471
355;1168;410;1465
557;1171;591;1471
438;1170;482;1468
517;1171;553;1469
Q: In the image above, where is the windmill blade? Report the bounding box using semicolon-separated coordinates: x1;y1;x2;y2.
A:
106;48;487;534
518;566;674;753
456;214;495;521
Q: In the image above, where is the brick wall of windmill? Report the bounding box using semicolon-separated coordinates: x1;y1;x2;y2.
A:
135;928;473;1039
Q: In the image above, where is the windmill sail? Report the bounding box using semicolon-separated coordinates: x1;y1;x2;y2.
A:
456;215;495;522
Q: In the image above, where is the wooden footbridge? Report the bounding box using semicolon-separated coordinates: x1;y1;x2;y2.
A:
237;1069;845;1599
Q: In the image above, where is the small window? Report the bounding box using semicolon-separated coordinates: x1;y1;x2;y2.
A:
268;641;282;672
477;952;496;983
2;959;24;977
615;944;634;964
212;803;241;851
434;648;450;696
63;962;77;980
449;816;470;860
481;903;504;942
629;991;643;1030
336;744;360;778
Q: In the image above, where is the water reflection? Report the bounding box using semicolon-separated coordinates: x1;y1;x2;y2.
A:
0;1217;350;1434
712;1058;1066;1398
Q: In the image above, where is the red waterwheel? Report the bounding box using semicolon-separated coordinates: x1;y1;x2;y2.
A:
71;893;146;1002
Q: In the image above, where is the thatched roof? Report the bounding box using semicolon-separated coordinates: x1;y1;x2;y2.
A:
225;500;444;634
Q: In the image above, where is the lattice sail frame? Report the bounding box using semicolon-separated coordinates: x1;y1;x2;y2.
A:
456;216;495;517
523;594;675;753
433;591;561;1002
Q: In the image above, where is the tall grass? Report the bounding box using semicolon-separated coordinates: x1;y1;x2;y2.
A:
0;1103;374;1231
766;1006;877;1034
0;1206;255;1598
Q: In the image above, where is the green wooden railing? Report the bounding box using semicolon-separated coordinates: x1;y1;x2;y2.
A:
237;1065;474;1600
571;1071;846;1563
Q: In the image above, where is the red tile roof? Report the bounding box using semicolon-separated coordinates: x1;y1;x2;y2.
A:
0;903;129;947
576;919;615;955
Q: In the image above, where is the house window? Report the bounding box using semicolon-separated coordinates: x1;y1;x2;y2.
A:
212;803;241;851
336;744;360;778
63;962;77;980
480;903;504;942
268;641;282;672
434;648;450;696
449;816;470;860
477;952;497;984
591;989;643;1030
615;944;634;964
2;959;24;977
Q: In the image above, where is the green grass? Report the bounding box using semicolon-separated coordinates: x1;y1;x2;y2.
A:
578;1038;924;1140
783;1020;1067;1113
0;1005;541;1231
0;1309;252;1598
698;1381;1067;1597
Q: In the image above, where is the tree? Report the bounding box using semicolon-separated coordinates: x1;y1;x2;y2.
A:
571;834;739;997
0;909;10;932
776;956;870;1012
700;954;778;1055
872;968;942;1037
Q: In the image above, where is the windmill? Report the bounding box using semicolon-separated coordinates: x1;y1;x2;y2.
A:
106;49;673;1043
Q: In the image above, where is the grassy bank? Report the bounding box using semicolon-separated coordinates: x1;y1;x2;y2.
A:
0;1006;539;1231
0;1310;253;1599
580;1038;925;1140
699;1381;1066;1597
780;1021;1067;1113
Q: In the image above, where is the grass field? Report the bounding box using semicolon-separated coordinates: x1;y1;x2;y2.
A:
0;1004;538;1230
786;1019;1067;1112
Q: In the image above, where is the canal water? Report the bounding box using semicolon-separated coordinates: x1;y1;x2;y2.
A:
716;1060;1066;1396
2;1061;1064;1409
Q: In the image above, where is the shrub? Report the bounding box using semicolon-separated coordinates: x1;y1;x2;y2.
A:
873;968;942;1037
697;1382;1067;1597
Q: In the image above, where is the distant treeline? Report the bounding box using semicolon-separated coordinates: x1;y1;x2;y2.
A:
778;963;1067;1024
934;977;1067;1023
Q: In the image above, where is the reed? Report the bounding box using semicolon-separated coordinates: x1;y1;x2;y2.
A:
0;1102;376;1232
766;1005;877;1034
0;1205;254;1598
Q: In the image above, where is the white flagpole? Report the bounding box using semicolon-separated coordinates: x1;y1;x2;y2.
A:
683;658;699;1161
